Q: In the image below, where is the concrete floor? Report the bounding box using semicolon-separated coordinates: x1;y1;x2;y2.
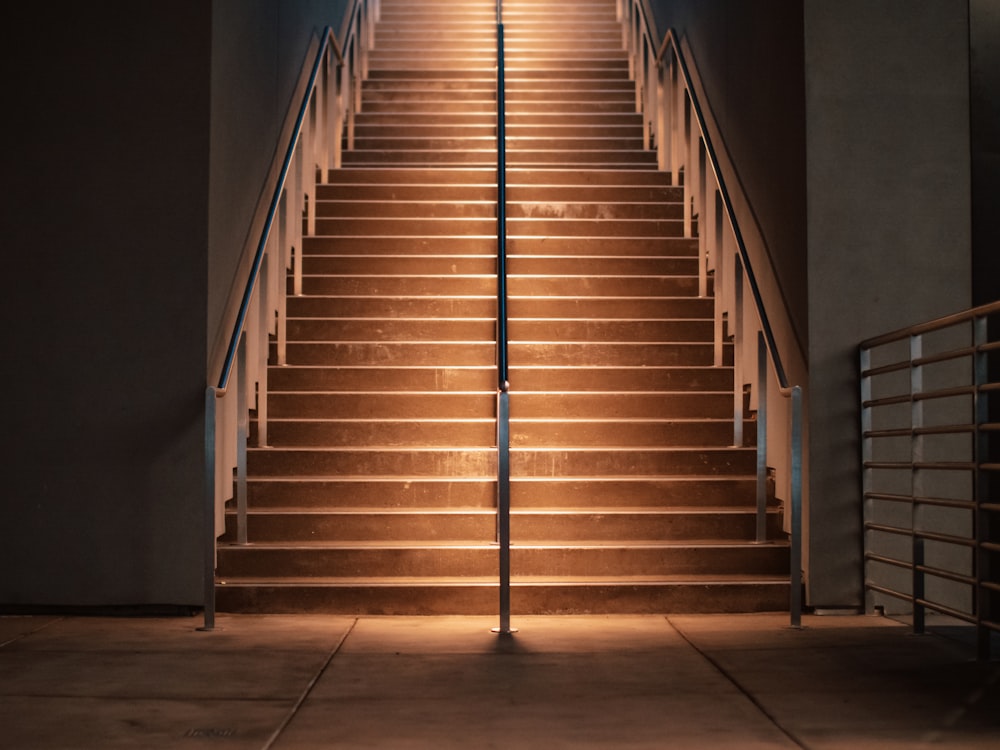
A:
0;612;997;749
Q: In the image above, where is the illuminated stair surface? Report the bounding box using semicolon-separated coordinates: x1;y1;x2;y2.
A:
215;0;791;614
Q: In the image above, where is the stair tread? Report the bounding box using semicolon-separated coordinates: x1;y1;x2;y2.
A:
218;540;789;550
217;574;790;586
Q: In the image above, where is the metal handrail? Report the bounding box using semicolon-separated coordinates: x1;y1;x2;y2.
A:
620;0;804;627
860;299;1000;660
202;0;376;631
494;0;513;636
215;28;346;394
861;300;1000;348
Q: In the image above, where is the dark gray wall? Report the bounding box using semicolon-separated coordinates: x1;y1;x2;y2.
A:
3;2;212;608
804;0;970;607
649;0;808;350
2;0;349;610
970;0;1000;305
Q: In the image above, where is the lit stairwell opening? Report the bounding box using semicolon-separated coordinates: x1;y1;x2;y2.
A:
214;0;790;615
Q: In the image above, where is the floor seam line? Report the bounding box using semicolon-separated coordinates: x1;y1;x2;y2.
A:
0;616;65;649
260;616;358;750
664;615;809;750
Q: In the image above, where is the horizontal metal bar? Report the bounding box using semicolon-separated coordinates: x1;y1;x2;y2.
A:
865;552;912;569
914;598;976;623
865;582;914;603
860;299;1000;349
865;523;978;547
865;493;977;511
861;361;911;379
863;394;911;409
915;564;977;586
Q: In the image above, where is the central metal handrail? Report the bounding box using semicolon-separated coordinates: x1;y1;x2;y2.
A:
494;0;513;636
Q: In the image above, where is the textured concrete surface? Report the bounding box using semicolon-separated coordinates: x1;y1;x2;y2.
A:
0;613;996;749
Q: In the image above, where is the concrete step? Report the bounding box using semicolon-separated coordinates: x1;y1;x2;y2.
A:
222;509;782;544
256;419;495;448
313;199;681;221
509;341;723;367
264;364;730;393
214;578;790;615
267;366;497;392
272;341;495;366
302;236;695;256
285;295;706;319
246;476;758;510
216;542;788;579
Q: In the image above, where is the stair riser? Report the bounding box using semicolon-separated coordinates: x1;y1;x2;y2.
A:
249;479;497;509
509;320;714;342
509;342;721;367
509;366;733;392
246;477;758;510
306;237;495;254
268;393;494;419
292;281;705;306
299;257;696;277
267;367;496;392
216;545;788;578
315;201;496;219
507;278;700;296
303;236;695;256
286;296;706;319
511;421;735;447
313;199;683;219
265;365;730;393
508;218;683;236
249;449;497;477
511;393;733;419
349;137;648;153
216;583;790;616
511;448;755;476
222;512;783;544
344;150;657;166
287;297;496;318
272;342;494;367
247;448;753;478
257;421;733;449
256;420;495;448
295;277;496;297
285;318;712;344
287;319;495;342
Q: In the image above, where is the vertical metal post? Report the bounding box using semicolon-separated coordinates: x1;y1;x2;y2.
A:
496;390;513;634
756;332;768;543
493;4;515;636
790;386;803;629
911;333;925;635
201;388;218;631
237;332;249;546
860;345;875;615
973;316;992;660
732;256;744;447
257;260;270;448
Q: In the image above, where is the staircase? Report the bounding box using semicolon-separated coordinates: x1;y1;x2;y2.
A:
215;0;790;614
